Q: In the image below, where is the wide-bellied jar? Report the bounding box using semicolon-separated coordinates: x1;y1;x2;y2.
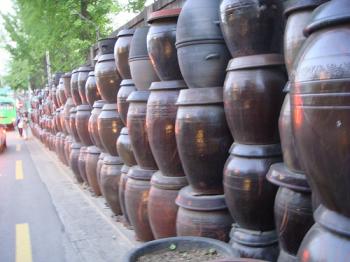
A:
75;104;93;146
88;100;106;149
98;103;123;156
176;0;230;88
69;142;83;183
60;106;68;135
70;69;82;106
96;152;107;189
64;135;73;166
118;165;131;226
175;87;232;194
58;79;67;106
290;1;350;260
69;107;80;142
78;65;94;105
95;52;122;102
98;37;117;55
100;155;123;216
224;54;286;145
116;127;137;167
114;29;134;79
129;27;159;91
224;144;281;231
147;9;182;81
176;186;233;242
125;166;155;241
63;97;74;136
148;172;188;239
147;80;186;177
78;146;89;185
86;146;102;196
283;0;329;76
85;71;101;107
117;80;136;126
219;0;283;58
267;163;314;262
127;91;157;170
62;73;72;98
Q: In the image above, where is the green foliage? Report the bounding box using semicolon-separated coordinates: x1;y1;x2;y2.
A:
123;0;148;13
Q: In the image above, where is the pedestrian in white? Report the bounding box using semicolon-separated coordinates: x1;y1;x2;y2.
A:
22;113;29;140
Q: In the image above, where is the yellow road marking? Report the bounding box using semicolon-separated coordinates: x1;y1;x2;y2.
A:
16;160;24;180
16;145;21;152
16;224;33;262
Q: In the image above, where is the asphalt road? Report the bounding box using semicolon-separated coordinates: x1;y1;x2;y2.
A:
0;131;67;262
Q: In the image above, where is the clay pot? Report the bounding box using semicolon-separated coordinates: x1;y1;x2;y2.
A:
147;80;186;177
60;106;67;135
75;104;93;146
100;155;123;215
63;97;74;136
119;165;132;226
88;100;106;149
53;72;64;86
224;144;281;231
224;54;287;145
85;71;101;107
86;146;101;196
69;107;80;142
58;79;67;105
127;91;157;170
114;29;134;79
98;37;117;55
78;146;89;185
70;69;82;106
95;54;122;103
62;73;71;98
175;87;232;194
78;66;94;105
98;103;124;156
147;9;182;81
129;27;160;91
219;0;283;58
69;142;83;183
267;163;314;262
97;152;106;190
176;0;230;88
230;226;279;262
148;172;187;239
176;186;234;242
283;0;329;76
116;127;137;167
117;80;136;126
64;135;73;166
125;166;155;241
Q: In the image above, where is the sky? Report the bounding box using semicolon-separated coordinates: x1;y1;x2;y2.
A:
0;0;155;79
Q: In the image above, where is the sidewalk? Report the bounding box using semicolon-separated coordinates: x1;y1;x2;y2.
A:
26;136;139;262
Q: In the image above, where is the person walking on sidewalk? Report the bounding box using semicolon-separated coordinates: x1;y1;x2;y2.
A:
16;115;23;137
22;113;29;140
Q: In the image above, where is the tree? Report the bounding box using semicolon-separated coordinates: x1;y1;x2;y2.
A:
124;0;148;13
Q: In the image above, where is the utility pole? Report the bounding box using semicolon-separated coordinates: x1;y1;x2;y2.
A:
46;50;52;88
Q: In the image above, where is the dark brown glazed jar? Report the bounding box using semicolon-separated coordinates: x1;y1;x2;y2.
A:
147;9;182;81
69;142;83;183
98;37;117;55
230;226;279;262
75;105;93;146
69;107;80;143
58;79;67;105
100;155;123;216
78;146;89;185
219;0;283;58
97;103;124;156
176;186;233;242
224;144;281;231
70;69;82;106
96;152;107;189
127;91;157;170
148;172;187;239
88;100;106;149
116;127;137;167
147;80;186;177
224;54;287;145
117;80;136;126
267;163;314;262
86;146;101;196
64;136;73;165
175;87;232;194
114;29;134;79
129;27;160;91
283;0;329;76
119;165;131;226
62;73;72;98
60;106;68;135
176;0;230;88
95;54;121;103
78;66;94;105
63;97;74;136
125;166;155;241
85;71;101;107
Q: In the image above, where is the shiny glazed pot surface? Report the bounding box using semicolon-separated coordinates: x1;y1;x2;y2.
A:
114;29;134;79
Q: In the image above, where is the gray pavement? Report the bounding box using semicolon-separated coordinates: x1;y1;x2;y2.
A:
0;131;138;262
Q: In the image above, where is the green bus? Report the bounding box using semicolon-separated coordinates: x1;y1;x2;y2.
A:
0;96;16;128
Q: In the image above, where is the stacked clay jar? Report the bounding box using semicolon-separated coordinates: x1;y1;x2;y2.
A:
174;0;234;242
220;0;286;260
95;37;125;218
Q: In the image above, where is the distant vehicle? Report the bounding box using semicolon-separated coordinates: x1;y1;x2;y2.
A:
0;96;16;128
0;125;6;152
